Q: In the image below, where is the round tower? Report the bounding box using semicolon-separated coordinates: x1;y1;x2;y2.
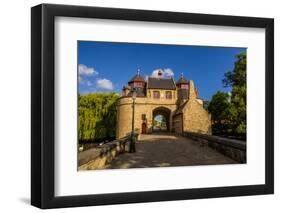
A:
176;73;189;103
116;69;146;138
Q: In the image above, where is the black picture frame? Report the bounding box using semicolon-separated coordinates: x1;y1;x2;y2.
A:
31;3;274;209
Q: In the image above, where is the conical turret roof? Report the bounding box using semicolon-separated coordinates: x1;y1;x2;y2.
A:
128;69;145;82
176;73;188;84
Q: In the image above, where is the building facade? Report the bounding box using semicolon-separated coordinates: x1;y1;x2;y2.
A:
116;70;211;139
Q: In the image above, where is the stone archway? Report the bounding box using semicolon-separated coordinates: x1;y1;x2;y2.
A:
152;107;171;132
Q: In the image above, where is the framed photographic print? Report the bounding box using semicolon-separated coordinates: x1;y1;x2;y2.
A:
31;3;274;209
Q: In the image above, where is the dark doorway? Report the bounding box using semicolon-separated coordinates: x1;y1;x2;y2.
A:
141;122;147;134
152;107;171;132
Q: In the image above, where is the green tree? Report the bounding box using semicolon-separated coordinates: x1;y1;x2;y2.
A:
208;52;246;139
223;52;246;137
208;92;235;136
208;92;231;124
78;92;119;143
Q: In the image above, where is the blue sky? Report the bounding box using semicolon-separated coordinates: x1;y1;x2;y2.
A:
78;41;246;100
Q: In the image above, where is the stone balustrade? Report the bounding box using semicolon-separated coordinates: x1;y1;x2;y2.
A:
79;135;136;170
183;132;246;163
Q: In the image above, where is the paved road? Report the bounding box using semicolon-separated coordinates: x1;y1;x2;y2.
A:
105;133;237;169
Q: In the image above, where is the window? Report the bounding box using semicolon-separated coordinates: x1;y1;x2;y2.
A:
153;91;160;99
166;91;172;99
181;84;189;89
134;82;143;87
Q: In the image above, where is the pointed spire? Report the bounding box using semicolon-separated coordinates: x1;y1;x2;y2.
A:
176;72;188;85
128;68;145;83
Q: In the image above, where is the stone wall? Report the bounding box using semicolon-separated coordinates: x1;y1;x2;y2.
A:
182;99;212;134
182;80;212;134
173;113;183;133
183;132;246;163
78;135;134;170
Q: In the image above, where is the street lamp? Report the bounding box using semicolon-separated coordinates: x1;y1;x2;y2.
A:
129;88;137;153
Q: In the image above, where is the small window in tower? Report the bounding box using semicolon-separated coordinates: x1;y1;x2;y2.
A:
153;91;160;99
181;84;189;89
166;91;172;99
134;82;143;87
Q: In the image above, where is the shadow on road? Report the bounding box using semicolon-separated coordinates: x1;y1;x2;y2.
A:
105;133;238;169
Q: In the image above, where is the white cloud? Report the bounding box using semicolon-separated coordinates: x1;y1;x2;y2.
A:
78;64;98;86
163;68;174;77
96;78;114;90
79;76;92;86
78;64;98;76
151;69;163;78
151;68;174;78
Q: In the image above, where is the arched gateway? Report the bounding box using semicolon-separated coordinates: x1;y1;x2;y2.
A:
116;70;212;139
152;107;171;132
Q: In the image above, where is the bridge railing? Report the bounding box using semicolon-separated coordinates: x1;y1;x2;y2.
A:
183;131;246;163
79;133;138;170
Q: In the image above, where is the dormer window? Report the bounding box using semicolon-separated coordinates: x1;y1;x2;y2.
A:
157;70;163;78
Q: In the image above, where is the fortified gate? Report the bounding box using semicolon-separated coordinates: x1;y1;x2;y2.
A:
116;70;212;139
